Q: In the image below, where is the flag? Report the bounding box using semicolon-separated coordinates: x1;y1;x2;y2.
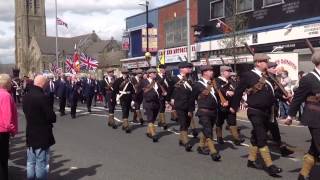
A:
80;53;99;71
49;63;59;74
73;51;80;73
216;19;232;33
57;17;68;28
65;56;76;74
157;51;165;72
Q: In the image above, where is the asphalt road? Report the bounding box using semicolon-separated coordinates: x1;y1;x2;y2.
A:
8;102;320;180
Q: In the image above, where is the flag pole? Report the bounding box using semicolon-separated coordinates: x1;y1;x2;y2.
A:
186;0;191;62
55;0;59;68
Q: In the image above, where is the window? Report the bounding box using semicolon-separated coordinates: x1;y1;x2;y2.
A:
210;0;224;20
236;0;254;13
263;0;284;7
165;17;187;48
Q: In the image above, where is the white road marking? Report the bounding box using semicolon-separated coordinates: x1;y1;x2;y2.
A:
237;119;305;128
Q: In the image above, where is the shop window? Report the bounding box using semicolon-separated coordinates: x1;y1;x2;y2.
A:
210;0;224;20
236;0;254;14
165;17;187;48
263;0;284;7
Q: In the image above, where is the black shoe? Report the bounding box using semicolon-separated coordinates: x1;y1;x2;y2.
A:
266;165;282;176
192;130;198;138
247;160;263;169
171;118;178;122
280;145;294;157
71;115;76;119
60;112;65;116
217;137;225;144
298;174;309;180
152;135;159;143
179;141;184;147
210;152;221;161
112;123;118;129
125;127;131;133
140;119;144;125
197;147;210;155
225;125;230;130
88;109;92;113
185;142;193;152
233;138;245;146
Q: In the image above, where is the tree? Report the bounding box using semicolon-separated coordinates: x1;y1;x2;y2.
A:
218;0;249;72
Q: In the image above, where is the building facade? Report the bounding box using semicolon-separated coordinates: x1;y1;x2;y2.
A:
196;0;320;74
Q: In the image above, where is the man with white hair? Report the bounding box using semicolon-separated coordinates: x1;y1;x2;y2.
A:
23;75;56;180
0;74;18;180
286;51;320;180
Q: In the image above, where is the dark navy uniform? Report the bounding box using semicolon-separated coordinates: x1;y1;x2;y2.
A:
155;71;169;129
171;62;195;151
113;69;135;133
101;74;117;129
288;67;320;179
131;69;144;124
231;53;282;176
67;80;81;118
191;69;221;161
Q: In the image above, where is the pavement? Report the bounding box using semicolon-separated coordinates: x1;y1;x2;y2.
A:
8;102;320;180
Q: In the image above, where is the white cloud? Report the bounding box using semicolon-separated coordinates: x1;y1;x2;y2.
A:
0;0;177;64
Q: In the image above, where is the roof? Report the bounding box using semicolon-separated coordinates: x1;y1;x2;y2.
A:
85;40;110;55
36;36;77;55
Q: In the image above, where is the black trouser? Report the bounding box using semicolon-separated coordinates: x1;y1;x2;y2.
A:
59;97;66;114
86;95;93;111
308;127;320;157
48;93;54;109
145;108;159;123
247;108;271;148
0;133;9;180
216;109;237;127
120;95;132;119
93;93;98;106
267;120;281;144
159;98;166;113
176;110;191;131
70;99;78;117
198;114;216;140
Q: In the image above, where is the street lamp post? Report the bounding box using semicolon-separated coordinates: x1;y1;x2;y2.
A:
139;1;151;65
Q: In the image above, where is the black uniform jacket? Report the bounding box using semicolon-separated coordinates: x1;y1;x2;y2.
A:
23;85;56;149
289;69;320;128
231;69;276;111
191;78;220;117
141;79;162;109
171;75;195;112
113;76;135;102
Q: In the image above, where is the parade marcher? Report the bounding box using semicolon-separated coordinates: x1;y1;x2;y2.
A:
101;68;118;129
266;62;294;157
67;76;81;119
215;66;244;145
56;75;67;116
93;76;101;107
131;69;144;125
44;75;55;109
171;62;195;152
11;77;22;103
23;75;56;180
191;65;221;161
155;64;169;129
285;51;320;180
113;68;135;133
230;53;282;176
141;68;166;142
83;75;96;112
0;74;18;180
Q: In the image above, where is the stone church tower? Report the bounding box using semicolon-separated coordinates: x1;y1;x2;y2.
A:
15;0;46;75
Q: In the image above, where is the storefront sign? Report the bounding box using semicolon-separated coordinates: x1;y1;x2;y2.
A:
142;28;158;52
267;53;299;81
122;36;130;51
158;45;197;64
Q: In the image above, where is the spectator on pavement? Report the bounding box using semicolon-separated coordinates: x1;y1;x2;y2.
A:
23;75;56;180
0;74;18;180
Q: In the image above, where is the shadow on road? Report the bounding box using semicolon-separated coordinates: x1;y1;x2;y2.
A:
8;131;102;180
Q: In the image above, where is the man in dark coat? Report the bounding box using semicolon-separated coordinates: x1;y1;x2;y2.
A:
56;75;67;116
67;76;81;119
230;53;282;176
44;75;56;109
286;51;320;180
83;75;96;112
22;75;56;179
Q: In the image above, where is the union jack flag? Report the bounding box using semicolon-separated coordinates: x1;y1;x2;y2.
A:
57;17;68;28
80;53;99;71
50;63;59;74
65;56;76;74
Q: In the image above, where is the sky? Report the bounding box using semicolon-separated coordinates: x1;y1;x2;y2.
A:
0;0;177;64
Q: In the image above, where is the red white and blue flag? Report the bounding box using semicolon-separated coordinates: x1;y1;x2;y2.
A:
65;56;76;74
57;17;68;28
50;63;59;74
80;53;99;71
